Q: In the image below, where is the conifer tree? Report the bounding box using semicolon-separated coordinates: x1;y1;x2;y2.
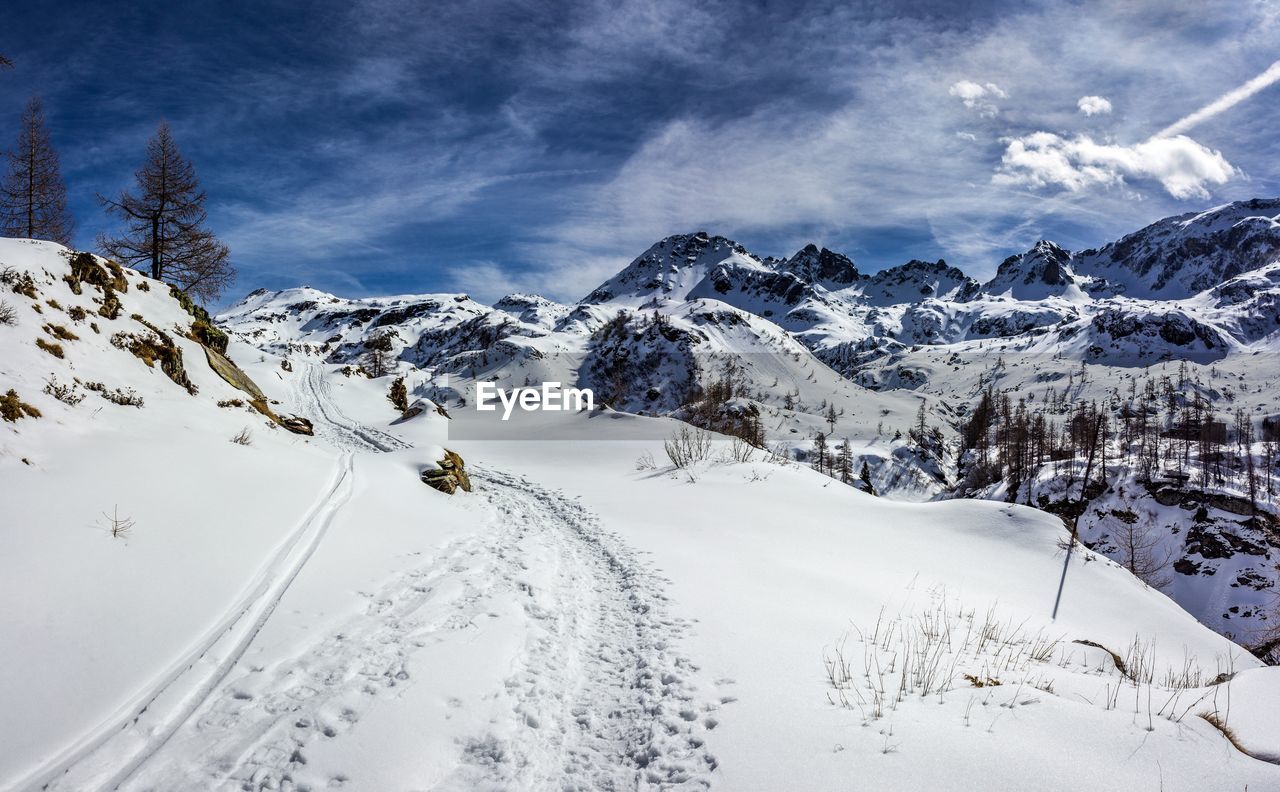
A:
1;96;74;245
99;122;233;302
836;438;853;483
859;461;877;496
813;432;828;474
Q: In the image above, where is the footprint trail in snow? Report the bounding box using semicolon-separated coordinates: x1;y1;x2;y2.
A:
119;465;721;791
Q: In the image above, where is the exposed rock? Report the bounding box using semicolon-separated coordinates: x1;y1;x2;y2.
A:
421;448;472;494
203;345;266;400
1152;486;1186;507
981;240;1076;299
779;244;862;288
64;251;128;294
391;398;451;425
394;403;426;423
110;321;197;395
278;415;314;436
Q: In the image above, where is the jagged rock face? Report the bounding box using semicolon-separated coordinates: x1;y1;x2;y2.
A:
699;264;813;307
1074;198;1280;299
779;244;862;288
1082;308;1229;363
981;240;1077;299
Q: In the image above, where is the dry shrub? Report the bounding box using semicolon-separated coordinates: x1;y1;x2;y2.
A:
664;425;712;468
1;389;41;421
36;337;64;358
43;377;83;405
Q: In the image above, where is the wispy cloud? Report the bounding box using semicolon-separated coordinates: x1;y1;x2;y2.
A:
1155;60;1280;137
4;0;1279;304
949;80;1007;117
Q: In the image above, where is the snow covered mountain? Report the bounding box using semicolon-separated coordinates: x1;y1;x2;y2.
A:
6;198;1280;791
217;197;1280;663
979;240;1083;300
1073;198;1280;299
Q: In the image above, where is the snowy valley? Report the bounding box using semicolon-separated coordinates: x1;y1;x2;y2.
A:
3;198;1280;791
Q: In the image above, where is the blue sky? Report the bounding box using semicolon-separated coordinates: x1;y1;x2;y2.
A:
2;0;1279;307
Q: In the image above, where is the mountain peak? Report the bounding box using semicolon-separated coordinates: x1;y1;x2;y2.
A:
581;232;756;304
980;239;1077;300
780;245;862;288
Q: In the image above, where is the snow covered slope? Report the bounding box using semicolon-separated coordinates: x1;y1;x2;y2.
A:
4;236;1280;790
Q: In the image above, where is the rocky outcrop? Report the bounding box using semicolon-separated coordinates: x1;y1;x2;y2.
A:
278;415;314;435
421;449;472;494
779;244;862;288
393;398;451;424
203;345;266;400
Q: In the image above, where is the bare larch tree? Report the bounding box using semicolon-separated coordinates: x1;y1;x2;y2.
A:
99;122;233;303
1;96;74;245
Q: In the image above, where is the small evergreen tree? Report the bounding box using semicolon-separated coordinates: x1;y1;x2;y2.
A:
389;375;408;413
859;461;877;496
813;432;828;474
836;438;853;483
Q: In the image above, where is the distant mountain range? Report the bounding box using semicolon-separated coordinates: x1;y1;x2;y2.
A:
225;197;1280;381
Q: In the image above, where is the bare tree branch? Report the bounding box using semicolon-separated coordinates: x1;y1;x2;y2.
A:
1;96;74;245
99;122;234;303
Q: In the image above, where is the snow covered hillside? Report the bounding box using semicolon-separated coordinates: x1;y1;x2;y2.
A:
4;201;1280;791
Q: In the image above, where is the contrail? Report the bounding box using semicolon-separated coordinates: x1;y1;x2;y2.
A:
1154;59;1280;138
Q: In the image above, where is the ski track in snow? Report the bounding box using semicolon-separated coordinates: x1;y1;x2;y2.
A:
25;453;356;792
293;364;410;453
99;367;720;791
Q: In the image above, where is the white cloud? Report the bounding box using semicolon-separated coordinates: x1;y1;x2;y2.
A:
1077;95;1112;116
993;132;1236;199
948;80;1007;117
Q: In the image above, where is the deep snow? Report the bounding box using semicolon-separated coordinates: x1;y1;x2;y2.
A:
3;237;1280;790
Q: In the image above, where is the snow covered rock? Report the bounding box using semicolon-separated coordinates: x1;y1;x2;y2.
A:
860;258;979;305
420;448;471;494
980;240;1081;300
582;231;756;305
777;243;862;288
